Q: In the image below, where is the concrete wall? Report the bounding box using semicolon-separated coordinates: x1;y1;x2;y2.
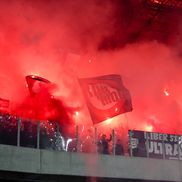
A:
0;144;181;181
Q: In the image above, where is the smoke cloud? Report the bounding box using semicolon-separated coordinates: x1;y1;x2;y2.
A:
0;0;181;137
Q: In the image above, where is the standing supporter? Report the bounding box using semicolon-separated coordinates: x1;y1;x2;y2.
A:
115;139;124;155
98;134;112;154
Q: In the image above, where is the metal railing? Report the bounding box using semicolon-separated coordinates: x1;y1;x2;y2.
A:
128;130;182;160
1;114;182;160
0;114;126;156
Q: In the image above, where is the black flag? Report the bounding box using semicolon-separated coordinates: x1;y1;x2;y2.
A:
79;74;132;124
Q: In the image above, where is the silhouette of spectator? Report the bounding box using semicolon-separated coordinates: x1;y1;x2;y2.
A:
98;134;112;154
22;121;36;148
40;128;51;149
115;139;124;155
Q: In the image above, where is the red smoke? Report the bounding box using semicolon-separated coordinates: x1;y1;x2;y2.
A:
0;0;181;143
10;74;80;137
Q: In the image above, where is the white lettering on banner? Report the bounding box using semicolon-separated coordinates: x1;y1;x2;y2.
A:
165;143;173;155
132;130;182;160
173;144;178;156
87;83;122;110
163;134;168;141
169;135;179;142
148;142;180;157
165;143;178;156
148;141;163;154
155;142;163;154
144;132;168;141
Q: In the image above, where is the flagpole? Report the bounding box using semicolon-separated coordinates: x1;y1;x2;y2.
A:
124;113;130;156
124;113;129;128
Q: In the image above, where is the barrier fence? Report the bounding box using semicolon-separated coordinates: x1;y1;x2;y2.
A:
129;130;182;160
0;114;182;160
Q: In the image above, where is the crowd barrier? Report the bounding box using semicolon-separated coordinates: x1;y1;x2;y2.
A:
129;130;182;160
0;114;126;155
1;114;182;160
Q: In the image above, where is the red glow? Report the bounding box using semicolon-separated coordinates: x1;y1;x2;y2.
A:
164;88;170;97
0;0;181;143
151;0;161;4
115;107;118;112
75;111;79;116
145;125;153;132
104;118;113;125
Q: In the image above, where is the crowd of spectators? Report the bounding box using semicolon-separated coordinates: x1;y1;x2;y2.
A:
0;113;125;156
0;114;17;146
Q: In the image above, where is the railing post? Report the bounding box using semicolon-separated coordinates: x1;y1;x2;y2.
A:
162;134;165;159
178;135;182;160
76;125;79;152
37;121;40;149
94;127;98;153
112;129;116;155
145;132;149;158
129;130;133;157
17;118;21;147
